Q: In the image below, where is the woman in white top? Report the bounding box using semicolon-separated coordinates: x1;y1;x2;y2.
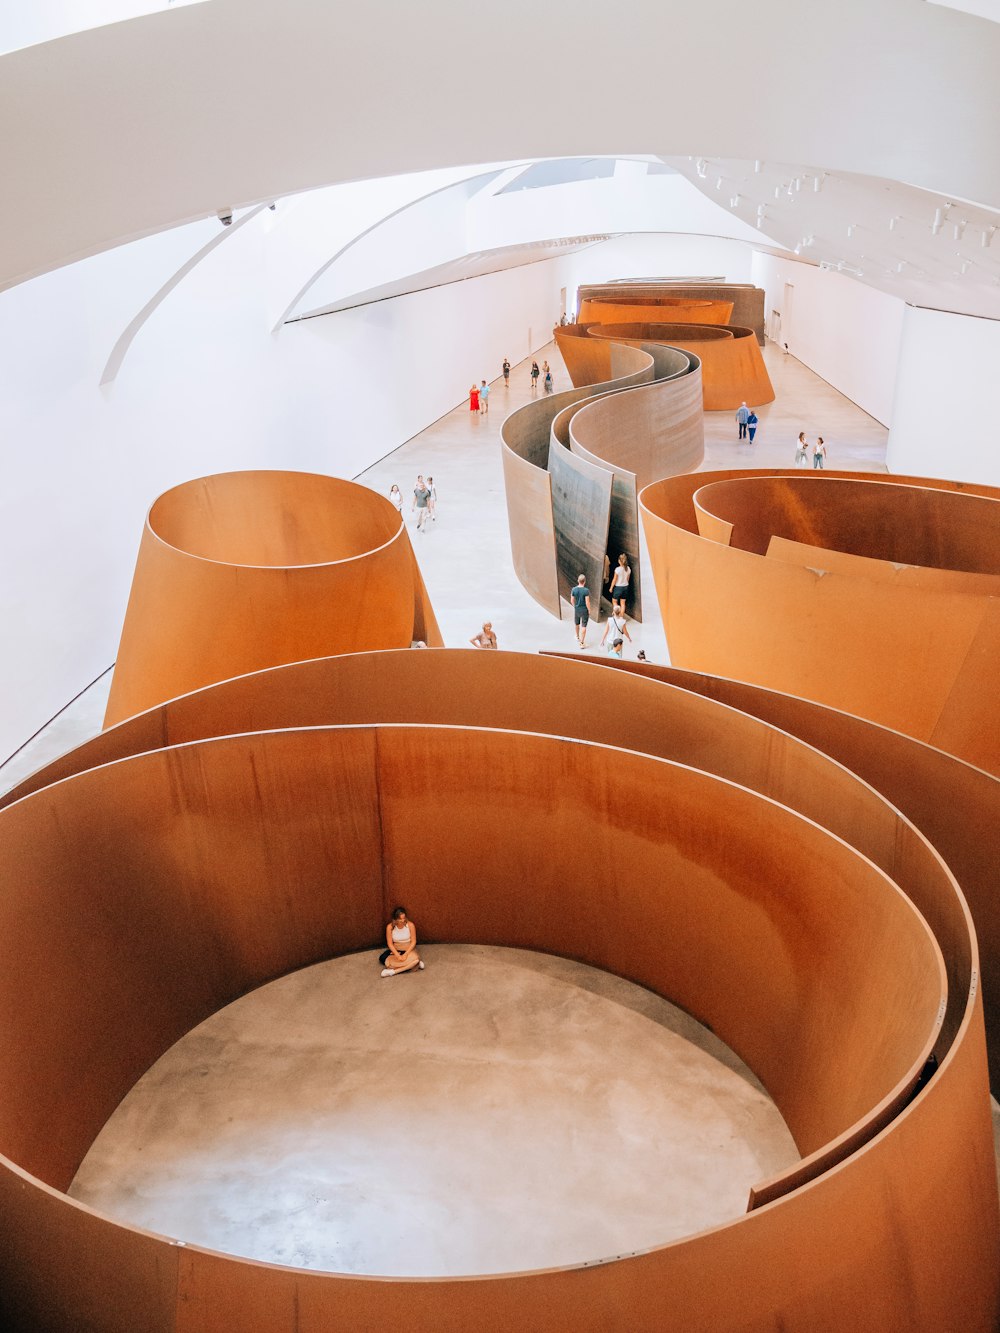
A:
794;432;809;466
600;610;632;655
380;906;423;977
608;553;631;614
389;484;403;513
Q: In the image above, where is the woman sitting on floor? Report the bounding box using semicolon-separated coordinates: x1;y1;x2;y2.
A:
380;906;424;977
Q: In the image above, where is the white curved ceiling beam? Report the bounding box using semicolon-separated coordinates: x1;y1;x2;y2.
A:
1;0;999;291
100;202;267;385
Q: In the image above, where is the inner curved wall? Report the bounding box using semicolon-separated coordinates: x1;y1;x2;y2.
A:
0;649;995;1331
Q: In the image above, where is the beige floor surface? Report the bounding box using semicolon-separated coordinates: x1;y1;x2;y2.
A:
70;945;798;1276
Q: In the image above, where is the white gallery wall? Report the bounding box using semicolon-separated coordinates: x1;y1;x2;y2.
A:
751;251;906;427
557;233;755;308
887;305;1000;485
0;208;563;763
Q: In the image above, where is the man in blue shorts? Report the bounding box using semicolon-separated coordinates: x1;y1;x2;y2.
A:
571;574;591;648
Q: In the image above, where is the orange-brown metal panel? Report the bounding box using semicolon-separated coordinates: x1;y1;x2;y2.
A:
587;322;775;409
104;471;441;726
553;324;614;387
641;469;1000;773
1;651;997;1330
499;434;562;617
578;295;734;326
569;367;705;491
552;651;1000;1082
578;282;766;344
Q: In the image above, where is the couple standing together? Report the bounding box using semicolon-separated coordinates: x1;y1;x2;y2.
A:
736;402;759;443
795;433;827;468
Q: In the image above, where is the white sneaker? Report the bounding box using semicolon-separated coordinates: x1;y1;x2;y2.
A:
418;961;425;970
381;967;394;978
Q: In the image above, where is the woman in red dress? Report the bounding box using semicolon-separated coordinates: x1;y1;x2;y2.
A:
469;384;480;412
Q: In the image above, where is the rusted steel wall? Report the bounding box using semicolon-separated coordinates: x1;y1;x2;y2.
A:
641;469;1000;773
104;471;442;726
0;650;996;1330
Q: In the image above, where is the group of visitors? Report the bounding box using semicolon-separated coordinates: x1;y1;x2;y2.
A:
735;402;760;443
570;553;636;656
390;475;438;531
794;433;828;468
529;359;554;394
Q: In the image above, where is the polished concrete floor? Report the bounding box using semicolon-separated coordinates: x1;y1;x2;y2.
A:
70;946;798;1276
0;338;888;794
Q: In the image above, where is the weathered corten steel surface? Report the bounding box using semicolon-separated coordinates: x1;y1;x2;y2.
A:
578;295;734;326
103;471;441;726
552;322;616;386
546;650;1000;1069
548;433;613;608
641;468;1000;773
0;649;997;1330
503;339;703;623
577;282;766;343
586;321;775;410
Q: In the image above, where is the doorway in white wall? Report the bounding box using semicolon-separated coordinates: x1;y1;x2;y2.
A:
782;283;795;352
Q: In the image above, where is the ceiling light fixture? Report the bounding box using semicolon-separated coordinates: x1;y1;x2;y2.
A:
888;216;900;232
846;224;855;238
754;160;763;174
954;220;967;240
696;158;708;178
983;226;997;249
715;176;723;190
813;174;825;193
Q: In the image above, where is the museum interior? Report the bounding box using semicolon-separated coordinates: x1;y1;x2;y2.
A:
2;2;1000;1329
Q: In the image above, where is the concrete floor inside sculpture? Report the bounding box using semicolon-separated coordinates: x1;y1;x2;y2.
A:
69;945;798;1276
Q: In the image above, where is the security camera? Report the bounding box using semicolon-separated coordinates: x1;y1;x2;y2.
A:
217;210;233;227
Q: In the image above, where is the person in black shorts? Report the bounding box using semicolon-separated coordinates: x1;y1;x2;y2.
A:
571;574;591;648
502;357;511;386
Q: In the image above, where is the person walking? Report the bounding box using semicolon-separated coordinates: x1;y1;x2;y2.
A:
543;366;553;394
388;484;403;513
813;436;827;469
736;402;750;439
747;410;759;444
469;621;498;649
412;474;431;532
794;432;809;466
571;574;591;648
608;553;631;614
502;357;511;387
600;609;632;655
469;384;480;413
530;361;540;392
427;476;437;521
479;380;490;414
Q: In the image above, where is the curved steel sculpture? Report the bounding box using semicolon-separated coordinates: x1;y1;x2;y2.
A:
104;470;441;726
640;469;1000;775
577;283;767;344
557;321;775;409
0;648;996;1330
501;343;703;621
576;295;735;326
